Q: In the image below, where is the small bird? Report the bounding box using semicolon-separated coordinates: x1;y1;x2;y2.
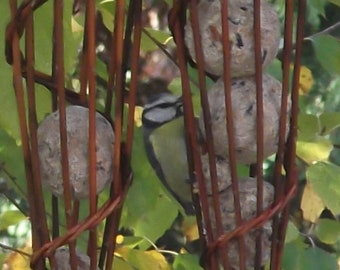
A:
142;92;195;215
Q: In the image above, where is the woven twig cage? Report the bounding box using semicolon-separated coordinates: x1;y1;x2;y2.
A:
5;0;305;269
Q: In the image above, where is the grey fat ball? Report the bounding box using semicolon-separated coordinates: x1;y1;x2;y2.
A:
208;178;274;269
199;154;231;195
54;246;99;270
185;0;281;77
37;106;114;199
199;73;291;164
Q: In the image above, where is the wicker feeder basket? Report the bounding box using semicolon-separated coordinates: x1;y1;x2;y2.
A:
5;0;305;269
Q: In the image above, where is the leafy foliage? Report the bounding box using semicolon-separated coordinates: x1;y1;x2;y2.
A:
173;254;204;270
0;4;20;140
309;35;340;75
0;210;26;231
306;162;340;214
282;238;338;270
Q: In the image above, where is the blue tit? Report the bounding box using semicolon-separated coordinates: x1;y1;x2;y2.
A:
142;92;195;215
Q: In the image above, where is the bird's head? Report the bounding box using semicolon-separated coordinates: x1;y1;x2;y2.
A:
142;92;183;128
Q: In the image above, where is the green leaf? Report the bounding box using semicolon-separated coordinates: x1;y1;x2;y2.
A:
296;137;333;164
0;1;81;139
173;254;203;270
319;112;340;135
298;113;319;141
113;256;135;270
310;0;327;16
285;222;300;243
167;77;202;116
265;58;295;85
236;164;250;178
168;77;183;97
282;238;307;270
307;162;340;214
310;35;340;75
300;182;325;223
163;0;173;6
141;28;173;52
120;236;145;249
35;85;53;123
265;58;283;82
328;0;340;7
96;57;109;83
0;210;27;230
124;189;178;250
0;129;26;193
300;246;338;270
0;254;7;269
297;113;340;163
126;249;171;270
97;1;116;32
282;238;338;270
187;64;215;92
0;2;20;140
34;1;81;74
167;64;215;116
315;218;340;245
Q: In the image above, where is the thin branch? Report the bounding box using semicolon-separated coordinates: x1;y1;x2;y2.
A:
0;242;32;257
142;236;179;256
0;162;28;199
300;233;316;248
305;21;340;40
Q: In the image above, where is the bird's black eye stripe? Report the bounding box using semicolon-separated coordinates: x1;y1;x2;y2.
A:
157;101;180;109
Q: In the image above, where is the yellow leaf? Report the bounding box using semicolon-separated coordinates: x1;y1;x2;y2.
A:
301;182;325;223
134;106;144;127
181;216;199;242
296;138;333;164
3;246;32;270
71;17;84;33
115;247;171;270
144;250;171;270
299;66;314;95
115;246;130;259
123;104;144;127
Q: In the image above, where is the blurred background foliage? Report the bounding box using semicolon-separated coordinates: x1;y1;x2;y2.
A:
2;0;340;269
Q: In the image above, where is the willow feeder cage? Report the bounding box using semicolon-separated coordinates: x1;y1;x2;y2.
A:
5;0;305;269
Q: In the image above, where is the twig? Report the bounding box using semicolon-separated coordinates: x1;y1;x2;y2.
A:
304;21;340;40
0;162;28;199
142;236;179;256
0;242;32;257
300;233;316;248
